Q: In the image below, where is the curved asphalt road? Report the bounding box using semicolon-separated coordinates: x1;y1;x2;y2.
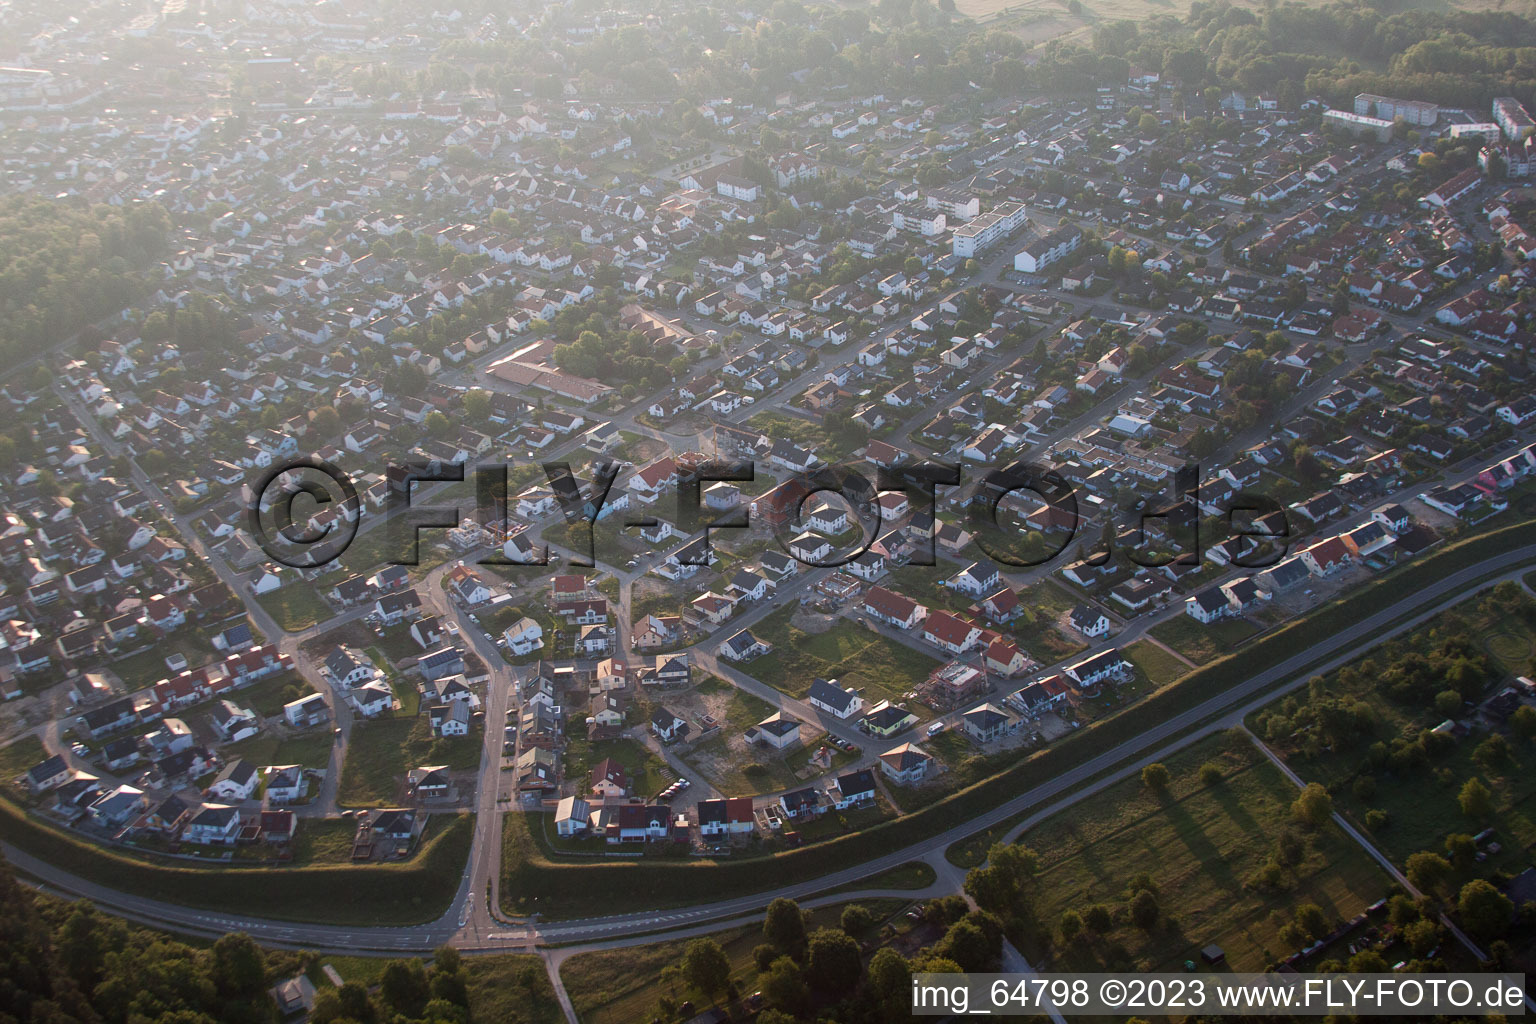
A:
7;544;1534;955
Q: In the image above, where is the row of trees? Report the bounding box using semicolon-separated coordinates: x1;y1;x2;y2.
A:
654;896;1002;1023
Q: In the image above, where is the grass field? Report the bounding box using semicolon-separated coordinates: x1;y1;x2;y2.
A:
466;955;563;1024
1149;614;1262;665
0;734;46;781
822;859;937;895
222;731;333;770
1014;732;1390;971
1249;584;1536;876
747;604;940;705
288;818;361;865
340;716;482;806
1123;639;1190;687
256;586;334;633
107;631;221;690
560;898;907;1023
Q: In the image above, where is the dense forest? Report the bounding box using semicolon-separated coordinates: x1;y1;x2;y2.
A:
0;197;172;367
331;0;1536;116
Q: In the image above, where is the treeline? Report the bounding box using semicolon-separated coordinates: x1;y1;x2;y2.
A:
0;197;172;365
1068;1;1536;111
0;854;486;1024
647;894;1000;1023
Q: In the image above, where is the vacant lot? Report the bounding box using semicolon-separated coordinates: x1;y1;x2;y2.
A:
1149;614;1261;665
340;715;481;806
222;731;333;770
0;734;46;781
679;683;834;797
1123;639;1190;687
748;605;940;706
1016;732;1389;971
256;586;333;633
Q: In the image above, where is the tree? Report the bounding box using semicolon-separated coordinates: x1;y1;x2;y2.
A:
1445;833;1477;871
682;938;731;1003
1291;782;1333;827
1474;734;1511;773
1141;763;1170;792
763;898;807;958
761;956;810;1016
462;388;492;421
210;933;265;997
1459;776;1494;820
1295;903;1329;940
840;904;873;935
1084;904;1113;933
424;410;451;438
868;947;910;1011
310;405;342;438
1406;851;1452;893
1405;917;1441;956
1059;909;1083;943
806;927;862;993
379;959;430;1016
1435;689;1462;718
1458;879;1514;941
1130;889;1160;930
935;918;997;972
1513;705;1536;741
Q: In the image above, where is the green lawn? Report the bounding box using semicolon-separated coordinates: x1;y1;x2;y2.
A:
289;818;361;865
1124;639;1191;687
561;898;906;1024
339;716;481;807
1149;614;1262;665
1012;732;1391;972
747;605;941;705
256;586;334;633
